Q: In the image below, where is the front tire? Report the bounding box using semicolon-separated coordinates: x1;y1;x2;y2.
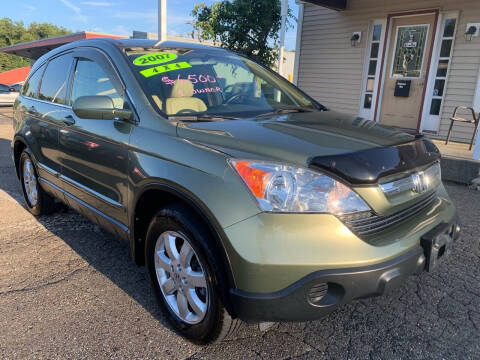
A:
19;150;55;216
145;204;241;344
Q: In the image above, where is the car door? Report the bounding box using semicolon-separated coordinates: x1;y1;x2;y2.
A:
31;52;75;185
58;48;134;236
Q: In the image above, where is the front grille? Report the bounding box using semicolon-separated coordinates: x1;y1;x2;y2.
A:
340;192;437;237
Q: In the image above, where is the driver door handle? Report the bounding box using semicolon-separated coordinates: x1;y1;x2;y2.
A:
63;115;75;126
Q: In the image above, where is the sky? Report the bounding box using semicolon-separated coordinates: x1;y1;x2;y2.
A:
3;0;299;50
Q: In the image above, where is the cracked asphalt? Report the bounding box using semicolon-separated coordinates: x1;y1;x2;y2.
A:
1;106;479;359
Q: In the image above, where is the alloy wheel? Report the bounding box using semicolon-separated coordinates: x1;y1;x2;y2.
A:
23;158;38;207
154;231;208;324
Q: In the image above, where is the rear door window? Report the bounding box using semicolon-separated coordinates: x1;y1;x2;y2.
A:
0;84;10;93
38;54;73;105
22;64;46;99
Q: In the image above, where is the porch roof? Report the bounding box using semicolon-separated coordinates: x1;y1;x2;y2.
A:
301;0;347;11
0;31;127;60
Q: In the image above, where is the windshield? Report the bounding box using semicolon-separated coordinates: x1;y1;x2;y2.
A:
123;46;322;119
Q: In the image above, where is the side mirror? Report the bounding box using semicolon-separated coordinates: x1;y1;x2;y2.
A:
72;96;132;121
9;87;16;92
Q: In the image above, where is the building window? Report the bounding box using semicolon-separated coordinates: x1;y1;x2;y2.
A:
429;18;456;116
363;24;382;110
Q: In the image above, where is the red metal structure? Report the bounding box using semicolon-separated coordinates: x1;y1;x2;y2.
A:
0;31;127;84
0;66;30;85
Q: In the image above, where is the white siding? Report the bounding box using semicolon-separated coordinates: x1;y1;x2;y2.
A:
297;0;480;143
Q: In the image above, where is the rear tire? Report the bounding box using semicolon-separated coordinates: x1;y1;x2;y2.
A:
19;150;55;216
144;203;242;344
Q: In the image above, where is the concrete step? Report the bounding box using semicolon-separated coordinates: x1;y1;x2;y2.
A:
441;156;480;184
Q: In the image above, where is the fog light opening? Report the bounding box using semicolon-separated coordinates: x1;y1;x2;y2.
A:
308;283;328;305
307;282;345;307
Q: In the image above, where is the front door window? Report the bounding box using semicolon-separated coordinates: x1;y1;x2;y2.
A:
391;25;429;78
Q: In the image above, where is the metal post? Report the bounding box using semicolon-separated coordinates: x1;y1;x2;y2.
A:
277;0;288;77
158;0;167;42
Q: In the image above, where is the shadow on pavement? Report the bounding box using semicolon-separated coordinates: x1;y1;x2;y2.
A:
0;135;174;334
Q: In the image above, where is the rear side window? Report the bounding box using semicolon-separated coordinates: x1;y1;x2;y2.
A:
38;54;73;104
22;64;46;98
0;84;9;93
71;58;125;109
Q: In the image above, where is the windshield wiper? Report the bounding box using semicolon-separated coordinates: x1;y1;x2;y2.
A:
255;107;314;118
169;114;240;122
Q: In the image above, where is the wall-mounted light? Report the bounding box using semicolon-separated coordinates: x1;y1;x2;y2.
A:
351;32;361;47
465;25;477;41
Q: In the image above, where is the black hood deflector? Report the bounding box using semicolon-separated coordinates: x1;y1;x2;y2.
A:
308;138;440;185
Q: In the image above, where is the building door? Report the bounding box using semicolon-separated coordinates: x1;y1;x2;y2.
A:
380;14;436;129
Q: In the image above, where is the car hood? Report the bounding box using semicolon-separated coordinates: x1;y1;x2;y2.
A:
176;110;415;165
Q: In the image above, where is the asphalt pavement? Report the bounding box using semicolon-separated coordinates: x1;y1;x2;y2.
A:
0;106;479;359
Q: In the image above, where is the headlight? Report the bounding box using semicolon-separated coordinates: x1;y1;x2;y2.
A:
230;160;370;214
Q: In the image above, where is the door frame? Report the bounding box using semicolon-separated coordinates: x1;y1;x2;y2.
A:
373;9;439;131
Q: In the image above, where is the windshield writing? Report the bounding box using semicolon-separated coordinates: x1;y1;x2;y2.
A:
125;47;317;118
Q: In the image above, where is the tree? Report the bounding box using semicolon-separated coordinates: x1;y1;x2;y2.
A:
190;0;293;67
0;18;71;72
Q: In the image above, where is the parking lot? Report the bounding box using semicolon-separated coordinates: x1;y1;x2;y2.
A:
0;106;479;359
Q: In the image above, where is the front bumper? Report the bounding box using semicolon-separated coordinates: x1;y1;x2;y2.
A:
224;188;456;294
230;220;460;322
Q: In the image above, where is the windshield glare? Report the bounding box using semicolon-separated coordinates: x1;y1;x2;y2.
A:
124;47;318;118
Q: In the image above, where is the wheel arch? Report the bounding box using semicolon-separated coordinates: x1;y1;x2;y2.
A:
13;136;28;179
131;181;237;317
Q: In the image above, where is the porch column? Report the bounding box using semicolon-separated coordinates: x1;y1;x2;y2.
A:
277;0;288;76
472;65;480;160
158;0;167;42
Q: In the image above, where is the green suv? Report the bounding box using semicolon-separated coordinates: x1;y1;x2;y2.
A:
12;38;460;344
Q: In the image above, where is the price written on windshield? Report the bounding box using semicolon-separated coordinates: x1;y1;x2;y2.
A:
161;73;220;85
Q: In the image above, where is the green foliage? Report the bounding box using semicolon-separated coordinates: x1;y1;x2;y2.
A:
0;18;71;72
190;0;294;67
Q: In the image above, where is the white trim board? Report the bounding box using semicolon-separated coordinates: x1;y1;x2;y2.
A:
293;2;304;86
472;63;480;160
420;11;459;134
